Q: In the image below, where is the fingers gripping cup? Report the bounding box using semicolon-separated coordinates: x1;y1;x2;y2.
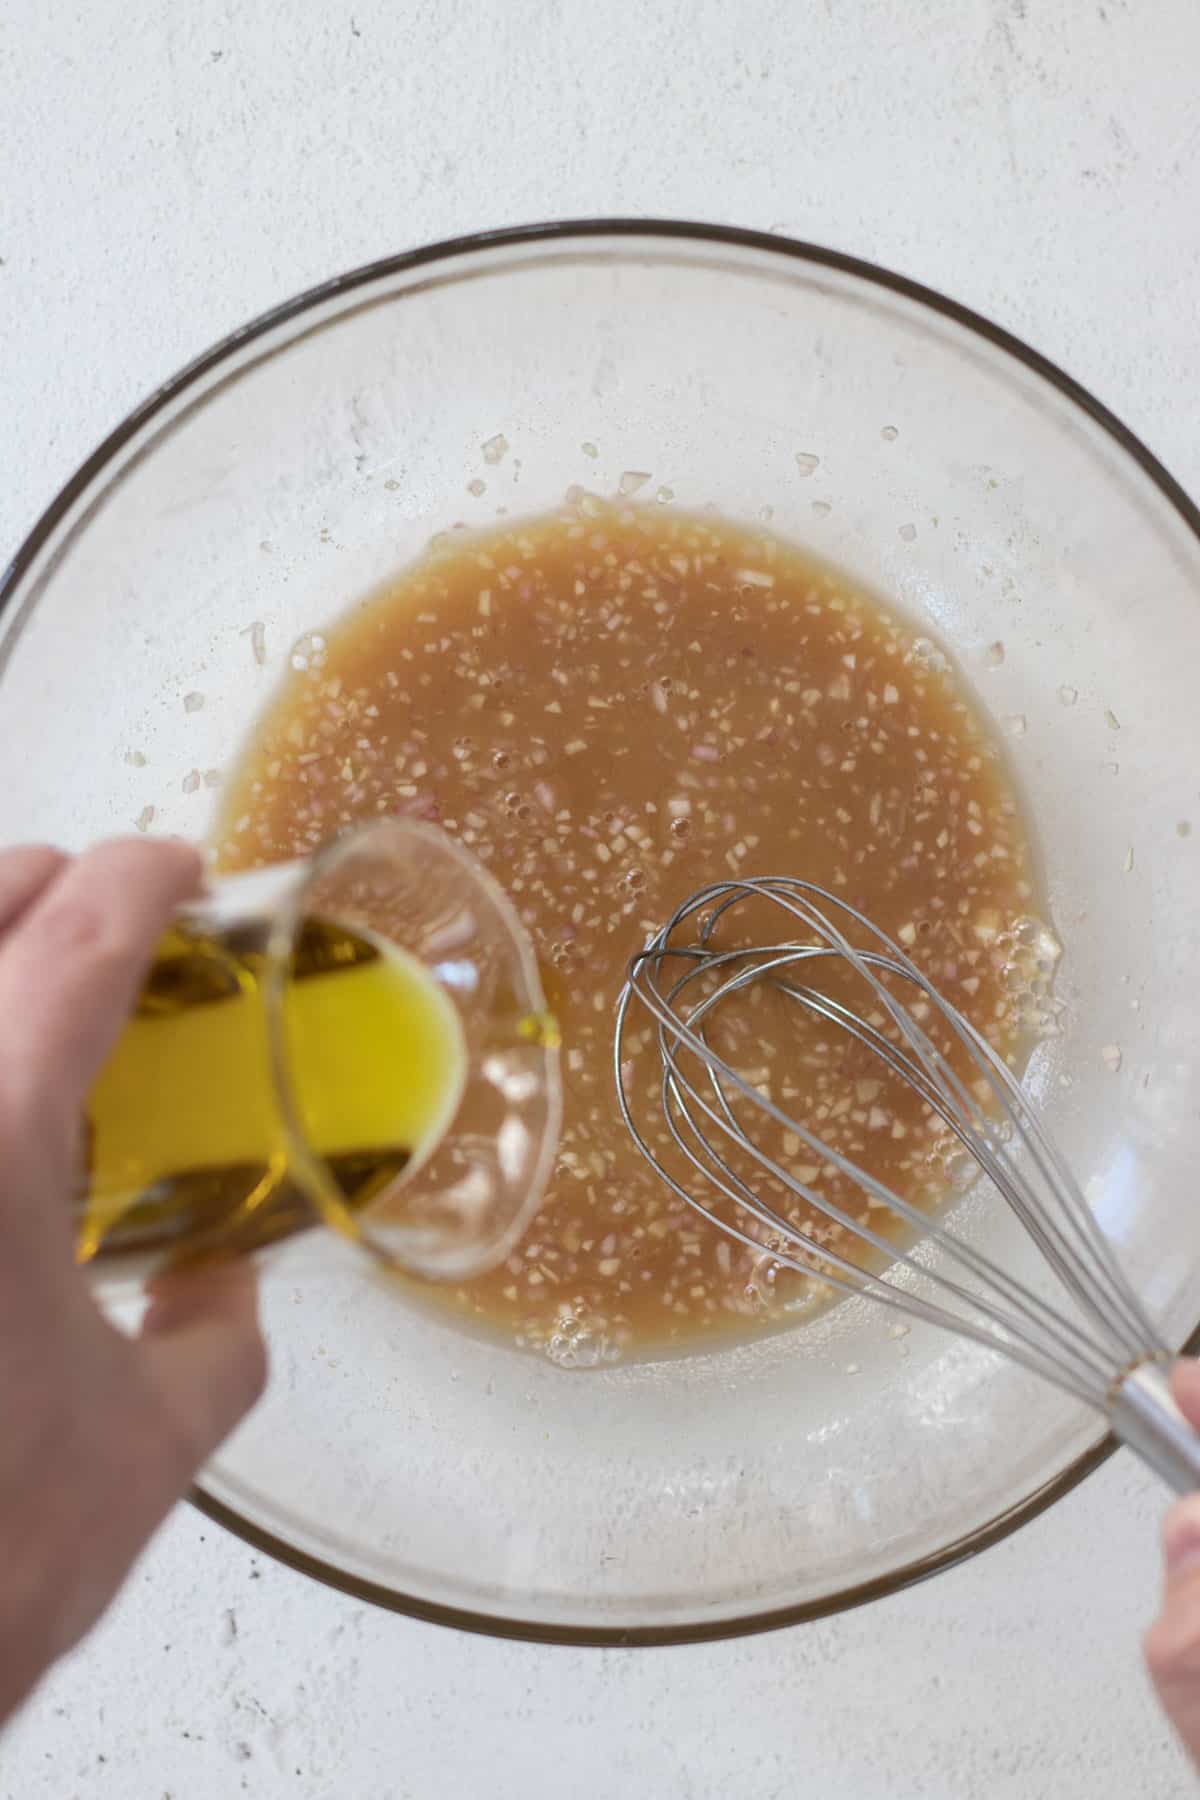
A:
77;819;561;1290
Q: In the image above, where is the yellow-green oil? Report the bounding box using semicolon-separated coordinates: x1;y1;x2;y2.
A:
79;918;466;1268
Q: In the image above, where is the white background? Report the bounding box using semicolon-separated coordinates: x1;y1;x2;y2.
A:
2;2;1199;1794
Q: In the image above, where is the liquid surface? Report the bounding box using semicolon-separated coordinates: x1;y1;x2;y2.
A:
82;919;466;1270
218;501;1052;1362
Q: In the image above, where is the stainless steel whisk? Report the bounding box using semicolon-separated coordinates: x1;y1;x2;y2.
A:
614;877;1200;1492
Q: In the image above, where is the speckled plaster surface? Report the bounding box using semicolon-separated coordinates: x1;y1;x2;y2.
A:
2;2;1200;1794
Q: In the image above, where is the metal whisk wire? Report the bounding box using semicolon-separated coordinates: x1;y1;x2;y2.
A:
614;877;1200;1491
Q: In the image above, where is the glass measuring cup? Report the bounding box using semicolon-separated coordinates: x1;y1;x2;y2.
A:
78;817;561;1291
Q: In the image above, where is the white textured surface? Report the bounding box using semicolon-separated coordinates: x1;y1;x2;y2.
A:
2;1;1199;1794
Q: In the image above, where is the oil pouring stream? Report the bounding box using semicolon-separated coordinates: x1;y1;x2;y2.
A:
616;876;1200;1493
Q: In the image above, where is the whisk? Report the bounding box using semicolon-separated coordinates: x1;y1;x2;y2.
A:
614;877;1200;1493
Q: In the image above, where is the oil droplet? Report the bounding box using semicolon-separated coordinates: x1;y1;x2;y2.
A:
794;452;820;478
519;1010;562;1050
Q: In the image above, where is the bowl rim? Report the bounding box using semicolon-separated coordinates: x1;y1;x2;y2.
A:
10;217;1200;1647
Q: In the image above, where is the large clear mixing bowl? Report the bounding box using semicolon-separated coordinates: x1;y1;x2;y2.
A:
4;222;1200;1644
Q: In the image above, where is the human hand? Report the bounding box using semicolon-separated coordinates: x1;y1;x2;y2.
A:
0;839;266;1725
1145;1361;1200;1767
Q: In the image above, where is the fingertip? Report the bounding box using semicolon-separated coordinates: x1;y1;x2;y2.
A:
1146;1589;1200;1717
1144;1611;1175;1681
159;835;205;882
0;834;208;1110
1169;1359;1200;1427
1164;1495;1200;1584
1148;1498;1200;1768
140;1262;267;1473
165;834;208;877
143;1256;262;1339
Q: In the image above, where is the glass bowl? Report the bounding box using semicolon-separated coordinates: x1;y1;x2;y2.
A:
5;221;1200;1645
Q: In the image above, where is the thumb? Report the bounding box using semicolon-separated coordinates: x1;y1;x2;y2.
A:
1171;1359;1200;1430
1146;1494;1200;1769
138;1261;267;1477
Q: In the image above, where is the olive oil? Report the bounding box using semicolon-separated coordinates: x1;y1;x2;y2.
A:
79;916;467;1272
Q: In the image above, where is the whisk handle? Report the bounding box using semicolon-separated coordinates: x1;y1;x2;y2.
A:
1111;1362;1200;1494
